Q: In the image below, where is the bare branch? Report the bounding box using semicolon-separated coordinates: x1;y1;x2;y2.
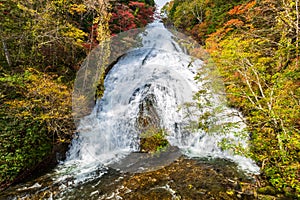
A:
1;39;12;67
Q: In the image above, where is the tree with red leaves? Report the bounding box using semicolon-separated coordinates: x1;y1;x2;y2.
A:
109;3;137;33
109;1;155;34
129;1;154;27
82;1;155;51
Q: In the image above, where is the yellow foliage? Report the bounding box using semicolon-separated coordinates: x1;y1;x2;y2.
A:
2;68;74;140
61;24;88;45
69;4;86;15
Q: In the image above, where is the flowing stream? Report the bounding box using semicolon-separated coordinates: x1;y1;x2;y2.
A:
1;21;260;199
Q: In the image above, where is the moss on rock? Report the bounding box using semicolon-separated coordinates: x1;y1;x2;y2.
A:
140;127;169;153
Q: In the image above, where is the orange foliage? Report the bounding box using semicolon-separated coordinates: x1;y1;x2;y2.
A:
224;19;244;27
206;36;219;53
208;28;227;41
228;5;242;15
228;1;256;15
191;22;208;43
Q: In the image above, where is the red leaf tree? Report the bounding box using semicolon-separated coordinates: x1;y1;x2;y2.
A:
110;1;155;34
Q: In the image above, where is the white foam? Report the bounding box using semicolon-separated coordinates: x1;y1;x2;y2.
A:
63;21;259;184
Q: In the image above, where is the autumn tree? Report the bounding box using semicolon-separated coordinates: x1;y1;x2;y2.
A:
167;0;300;197
0;0;112;72
109;1;154;34
0;0;112;189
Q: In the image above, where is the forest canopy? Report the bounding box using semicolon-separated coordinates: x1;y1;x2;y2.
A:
164;0;300;197
0;0;155;189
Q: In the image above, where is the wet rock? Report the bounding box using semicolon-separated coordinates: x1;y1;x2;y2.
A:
109;146;181;173
136;93;160;131
111;158;258;200
139;128;169;153
144;187;174;200
136;93;170;153
1;158;277;200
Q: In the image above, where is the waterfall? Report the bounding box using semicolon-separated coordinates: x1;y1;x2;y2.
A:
62;21;259;184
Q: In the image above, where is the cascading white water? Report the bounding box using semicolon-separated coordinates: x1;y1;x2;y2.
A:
62;21;259;184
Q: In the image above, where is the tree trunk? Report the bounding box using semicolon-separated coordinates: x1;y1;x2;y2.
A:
1;39;11;67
